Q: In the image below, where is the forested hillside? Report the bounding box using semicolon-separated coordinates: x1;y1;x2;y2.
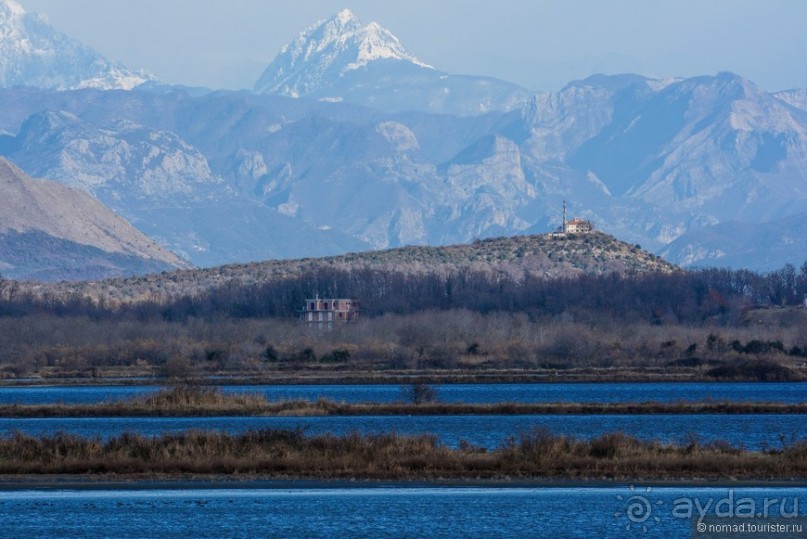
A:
6;232;674;305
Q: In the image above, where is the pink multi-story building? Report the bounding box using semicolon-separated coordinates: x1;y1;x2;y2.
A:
301;297;359;323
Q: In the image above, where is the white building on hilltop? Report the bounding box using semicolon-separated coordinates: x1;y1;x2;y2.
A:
565;217;593;234
549;201;594;236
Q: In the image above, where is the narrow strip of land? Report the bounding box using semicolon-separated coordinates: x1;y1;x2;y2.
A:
1;386;806;417
1;478;805;490
2;400;807;417
0;429;804;481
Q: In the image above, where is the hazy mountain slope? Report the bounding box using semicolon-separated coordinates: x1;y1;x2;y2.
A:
0;157;188;280
9;110;229;204
0;230;184;282
244;71;807;257
1;109;370;266
0;0;151;90
0;90;524;252
608;74;807;221
518;73;807;251
659;212;807;271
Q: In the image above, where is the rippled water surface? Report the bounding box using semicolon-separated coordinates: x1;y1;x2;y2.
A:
1;486;804;538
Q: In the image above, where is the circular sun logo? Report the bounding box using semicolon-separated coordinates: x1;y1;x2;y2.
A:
614;485;664;533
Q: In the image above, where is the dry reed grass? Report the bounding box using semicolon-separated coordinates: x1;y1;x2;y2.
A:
0;428;804;480
1;386;805;417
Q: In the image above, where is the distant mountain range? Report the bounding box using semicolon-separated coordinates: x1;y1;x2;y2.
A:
0;2;805;279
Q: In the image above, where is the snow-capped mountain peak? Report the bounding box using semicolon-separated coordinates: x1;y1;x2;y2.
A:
254;8;432;96
0;0;154;90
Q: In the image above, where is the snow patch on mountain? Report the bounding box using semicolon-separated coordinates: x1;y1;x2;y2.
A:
774;89;807;112
346;20;430;71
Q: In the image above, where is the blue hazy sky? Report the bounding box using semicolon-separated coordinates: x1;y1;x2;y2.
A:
22;0;807;92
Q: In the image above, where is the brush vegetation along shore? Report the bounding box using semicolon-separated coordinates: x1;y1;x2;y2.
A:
1;386;806;417
0;428;805;480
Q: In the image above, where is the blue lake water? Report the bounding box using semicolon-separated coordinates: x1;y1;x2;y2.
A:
1;382;804;537
1;414;803;450
0;486;804;538
1;381;805;405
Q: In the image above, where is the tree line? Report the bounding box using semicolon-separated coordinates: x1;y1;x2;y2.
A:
1;261;806;325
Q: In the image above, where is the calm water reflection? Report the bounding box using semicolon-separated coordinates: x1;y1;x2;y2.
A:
1;381;805;405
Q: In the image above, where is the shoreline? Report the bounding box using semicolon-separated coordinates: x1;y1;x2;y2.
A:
2;399;807;417
2;476;807;491
3;371;805;387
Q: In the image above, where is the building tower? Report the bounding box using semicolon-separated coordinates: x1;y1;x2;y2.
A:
562;200;567;234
